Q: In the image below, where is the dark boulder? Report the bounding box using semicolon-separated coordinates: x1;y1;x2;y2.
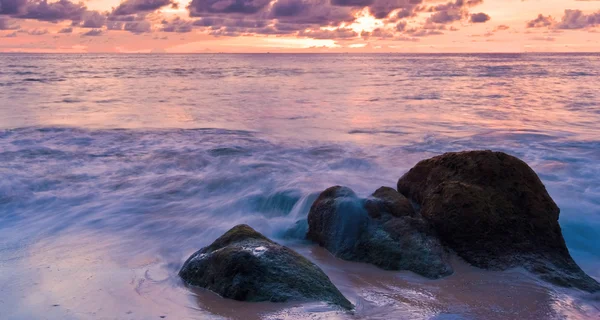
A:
179;224;352;309
397;150;600;292
307;186;453;279
365;186;415;219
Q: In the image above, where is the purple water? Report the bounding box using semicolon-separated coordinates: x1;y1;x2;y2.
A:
1;53;599;319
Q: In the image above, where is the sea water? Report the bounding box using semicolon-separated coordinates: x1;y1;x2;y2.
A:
0;53;599;319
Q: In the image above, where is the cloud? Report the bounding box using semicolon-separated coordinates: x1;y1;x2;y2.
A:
361;27;394;39
79;10;106;28
183;0;488;40
28;28;47;35
107;20;124;30
82;28;102;36
297;27;357;39
188;0;271;15
113;0;177;16
58;26;72;33
527;10;600;30
424;0;484;25
268;0;354;26
188;0;357;38
161;17;193;33
19;0;86;22
4;30;17;36
530;36;555;41
556;9;600;29
0;0;27;15
396;20;407;31
406;27;444;37
470;12;489;23
124;20;151;33
526;14;555;28
0;16;19;29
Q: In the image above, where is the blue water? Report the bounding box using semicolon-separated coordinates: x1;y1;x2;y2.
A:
0;53;599;319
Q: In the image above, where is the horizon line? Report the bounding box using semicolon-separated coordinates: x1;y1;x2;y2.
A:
1;51;599;55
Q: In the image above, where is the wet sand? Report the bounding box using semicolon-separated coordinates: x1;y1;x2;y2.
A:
2;232;598;320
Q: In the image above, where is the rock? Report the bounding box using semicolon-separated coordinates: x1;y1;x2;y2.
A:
179;224;352;309
307;186;453;279
397;150;600;292
365;186;415;219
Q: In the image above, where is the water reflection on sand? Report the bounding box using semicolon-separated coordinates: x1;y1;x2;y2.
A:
2;230;598;320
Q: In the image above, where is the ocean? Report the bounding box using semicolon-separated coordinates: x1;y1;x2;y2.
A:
0;53;599;319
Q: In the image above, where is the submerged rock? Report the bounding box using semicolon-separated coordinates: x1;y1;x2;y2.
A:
397;150;600;292
179;224;352;309
307;186;453;279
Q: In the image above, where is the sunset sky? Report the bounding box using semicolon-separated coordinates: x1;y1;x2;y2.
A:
0;0;599;53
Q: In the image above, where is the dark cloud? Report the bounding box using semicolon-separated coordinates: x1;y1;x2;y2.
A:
0;0;27;15
526;10;600;30
470;12;489;23
19;0;86;23
406;27;443;37
396;20;407;31
208;27;241;36
188;0;271;16
395;8;414;19
269;0;354;26
82;28;102;36
106;12;155;34
189;0;356;38
428;9;461;24
79;10;106;28
421;0;484;25
113;0;177;16
556;9;600;29
107;20;124;30
192;17;267;29
161;17;193;33
124;20;151;33
361;28;394;39
272;0;311;17
331;0;373;6
108;13;139;22
368;0;423;20
185;0;486;40
0;16;18;29
526;14;555;28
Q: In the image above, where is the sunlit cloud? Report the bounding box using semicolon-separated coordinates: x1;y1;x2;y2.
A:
0;0;599;52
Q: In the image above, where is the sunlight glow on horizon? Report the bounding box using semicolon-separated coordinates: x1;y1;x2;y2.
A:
0;0;599;52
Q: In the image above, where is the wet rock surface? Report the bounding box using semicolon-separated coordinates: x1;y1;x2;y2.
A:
397;150;600;292
307;186;453;279
179;224;352;309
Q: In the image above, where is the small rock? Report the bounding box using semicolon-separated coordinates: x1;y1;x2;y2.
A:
179;224;352;309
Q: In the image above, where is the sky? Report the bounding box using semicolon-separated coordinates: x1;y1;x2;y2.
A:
0;0;599;53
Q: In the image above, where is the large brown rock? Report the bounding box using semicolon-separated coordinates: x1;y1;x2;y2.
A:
397;150;600;292
307;186;453;279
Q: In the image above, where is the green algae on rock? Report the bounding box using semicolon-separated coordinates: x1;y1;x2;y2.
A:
179;224;352;309
307;186;453;279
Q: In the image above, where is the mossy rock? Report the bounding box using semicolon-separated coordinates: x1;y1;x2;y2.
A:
179;224;352;309
307;186;452;279
397;150;600;292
